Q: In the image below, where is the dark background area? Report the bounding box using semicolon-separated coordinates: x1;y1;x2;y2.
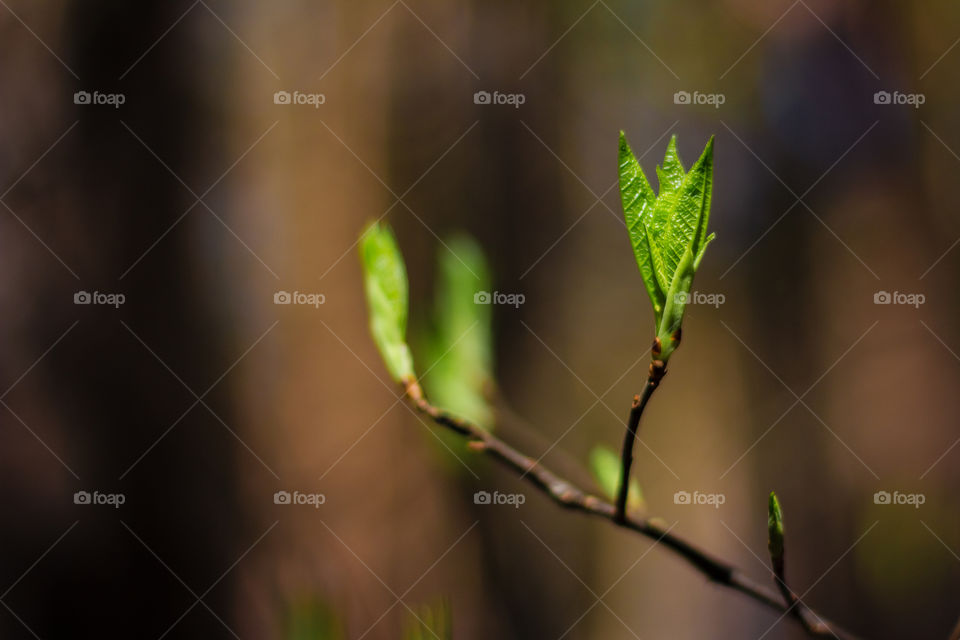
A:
0;1;958;638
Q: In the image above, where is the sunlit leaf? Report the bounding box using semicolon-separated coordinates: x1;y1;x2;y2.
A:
649;135;687;290
424;235;495;430
618;133;716;361
619;132;663;323
661;137;713;284
359;222;415;382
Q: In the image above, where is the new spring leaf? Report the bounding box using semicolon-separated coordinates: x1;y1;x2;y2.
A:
359;222;415;382
619;133;715;362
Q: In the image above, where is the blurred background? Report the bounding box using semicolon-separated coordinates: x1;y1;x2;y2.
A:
0;1;958;638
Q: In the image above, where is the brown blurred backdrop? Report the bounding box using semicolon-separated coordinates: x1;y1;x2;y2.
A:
1;1;959;638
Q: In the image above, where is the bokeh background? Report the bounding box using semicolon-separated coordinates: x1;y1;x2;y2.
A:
1;1;959;638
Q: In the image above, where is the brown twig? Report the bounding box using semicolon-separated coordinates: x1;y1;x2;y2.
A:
772;554;838;636
615;358;664;522
402;377;860;640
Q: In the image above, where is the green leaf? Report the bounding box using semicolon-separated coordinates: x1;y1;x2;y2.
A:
284;598;344;640
404;600;452;640
659;135;686;189
694;232;716;270
657;244;696;361
649;135;687;289
660;137;714;294
590;445;644;512
359;222;415;382
618;133;716;363
619;132;664;323
768;491;785;563
423;235;495;430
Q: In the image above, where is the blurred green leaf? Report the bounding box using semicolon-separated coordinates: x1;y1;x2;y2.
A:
618;133;715;362
359;222;415;382
767;491;784;563
284;598;344;640
404;600;452;640
590;445;643;512
423;235;495;430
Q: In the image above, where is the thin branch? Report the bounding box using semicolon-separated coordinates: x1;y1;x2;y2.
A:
615;367;661;522
772;553;827;636
403;378;860;640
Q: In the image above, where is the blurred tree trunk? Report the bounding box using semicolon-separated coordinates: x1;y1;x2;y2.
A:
0;1;240;638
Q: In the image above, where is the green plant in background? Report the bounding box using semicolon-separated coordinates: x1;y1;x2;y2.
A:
589;445;644;513
357;134;858;639
283;597;452;640
403;600;452;640
283;598;344;640
422;236;494;430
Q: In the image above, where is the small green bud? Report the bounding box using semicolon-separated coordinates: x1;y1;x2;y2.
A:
767;491;785;563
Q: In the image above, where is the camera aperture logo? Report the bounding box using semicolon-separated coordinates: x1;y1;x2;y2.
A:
874;90;924;109
273;90;325;108
274;490;326;508
473;90;525;108
74;290;126;308
674;291;725;308
473;290;524;308
673;490;725;509
674;90;725;109
74;90;125;108
473;490;525;508
74;490;125;508
873;490;924;509
873;290;924;308
274;290;326;308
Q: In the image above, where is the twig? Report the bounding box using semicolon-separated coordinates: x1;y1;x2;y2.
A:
402;378;860;640
615;364;662;522
772;550;829;636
